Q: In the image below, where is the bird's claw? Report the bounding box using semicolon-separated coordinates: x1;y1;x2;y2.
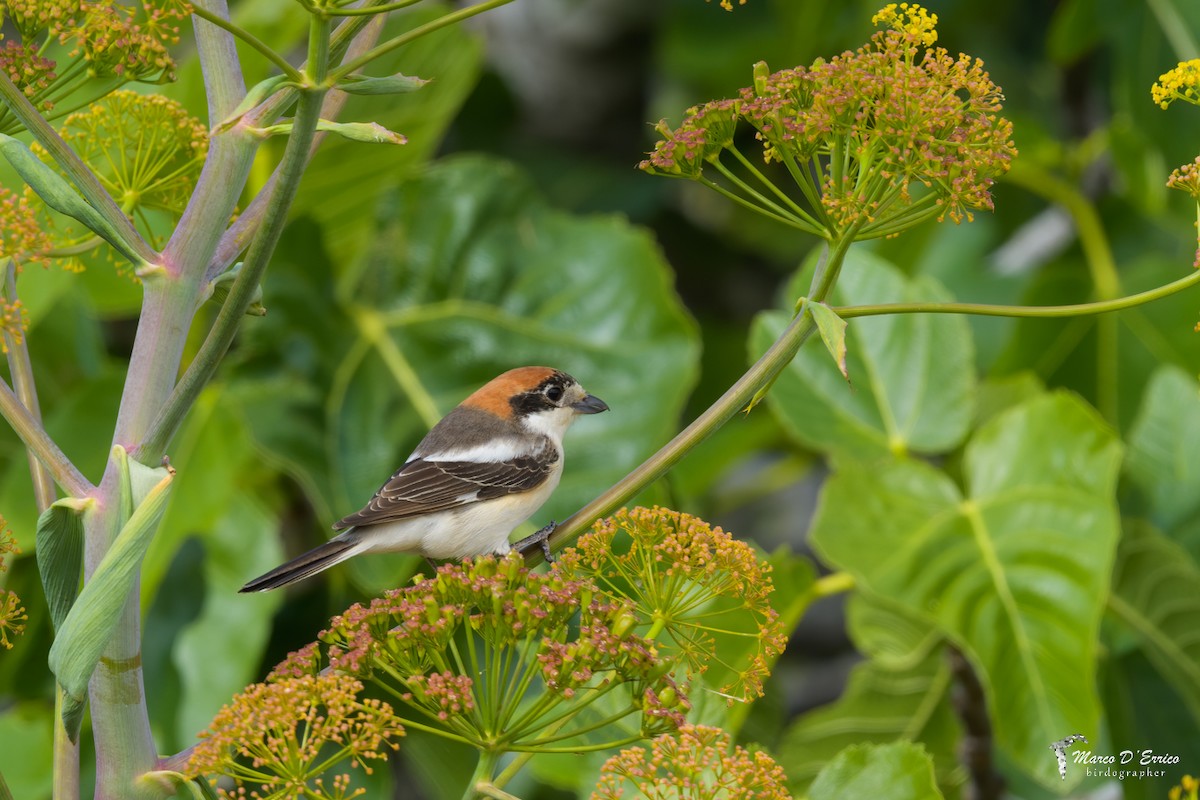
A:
514;521;557;563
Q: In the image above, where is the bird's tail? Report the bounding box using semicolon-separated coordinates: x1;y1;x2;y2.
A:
240;535;362;593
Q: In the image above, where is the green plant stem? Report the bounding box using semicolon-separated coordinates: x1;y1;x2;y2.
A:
329;0;516;81
812;571;855;598
833;268;1200;320
474;784;522;800
1146;0;1200;60
330;0;425;15
140;36;330;462
3;267;79;799
4;267;55;509
206;14;384;281
0;378;91;497
464;751;501;800
0;74;157;266
190;4;306;84
52;688;81;800
1005;161;1122;421
539;230;856;550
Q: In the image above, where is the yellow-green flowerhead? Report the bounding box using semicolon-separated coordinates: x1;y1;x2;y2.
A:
592;725;791;800
872;2;938;47
640;4;1016;239
1152;59;1200;109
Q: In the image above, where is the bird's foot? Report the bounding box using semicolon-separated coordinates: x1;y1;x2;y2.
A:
513;521;557;563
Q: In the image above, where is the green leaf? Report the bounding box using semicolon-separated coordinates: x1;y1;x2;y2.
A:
0;135;146;267
751;249;975;460
809;300;849;381
779;647;964;798
1107;521;1200;722
808;741;946;800
34;497;92;631
203;263;266;317
48;457;174;727
231;156;699;593
336;71;429;95
810;391;1122;787
313;119;407;145
846;592;944;671
1125;365;1200;530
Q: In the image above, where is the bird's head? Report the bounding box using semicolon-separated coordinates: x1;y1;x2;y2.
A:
463;366;608;442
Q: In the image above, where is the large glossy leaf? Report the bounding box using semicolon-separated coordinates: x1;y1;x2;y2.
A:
1106;521;1200;722
810;391;1121;787
779;649;964;798
229;155;699;591
808;741;946;800
750;249;975;461
1125;365;1200;531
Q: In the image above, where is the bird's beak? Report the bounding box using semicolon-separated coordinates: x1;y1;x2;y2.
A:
572;394;609;414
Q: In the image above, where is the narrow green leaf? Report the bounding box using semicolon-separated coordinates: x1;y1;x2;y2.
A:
809;301;849;381
213;74;291;133
48;467;175;719
314;120;407;145
808;741;945;800
34;497;93;632
810;391;1122;787
337;71;429;95
1107;521;1200;721
258;120;408;145
0;135;147;267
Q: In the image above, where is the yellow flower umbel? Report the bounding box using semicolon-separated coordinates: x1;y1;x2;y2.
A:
554;507;788;702
641;4;1015;242
872;2;938;47
1168;774;1199;800
1152;59;1200;109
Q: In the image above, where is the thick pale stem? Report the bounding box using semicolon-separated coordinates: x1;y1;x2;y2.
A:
140;42;330;462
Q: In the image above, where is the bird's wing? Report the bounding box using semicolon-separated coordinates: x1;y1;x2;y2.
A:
334;453;558;529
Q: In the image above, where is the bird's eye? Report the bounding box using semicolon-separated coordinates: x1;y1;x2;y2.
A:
545;385;564;402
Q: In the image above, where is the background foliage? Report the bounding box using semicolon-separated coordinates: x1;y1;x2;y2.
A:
3;0;1200;798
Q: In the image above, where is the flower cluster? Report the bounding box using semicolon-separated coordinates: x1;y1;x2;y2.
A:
706;0;747;10
591;725;790;800
25;90;207;268
554;507;787;702
0;187;53;270
872;2;938;47
54;90;206;214
0;517;25;649
1152;59;1200;109
321;554;685;748
641;3;1015;239
0;0;191;133
188;642;404;800
1169;774;1198;800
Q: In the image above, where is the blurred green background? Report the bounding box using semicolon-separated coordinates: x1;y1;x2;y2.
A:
3;0;1200;797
